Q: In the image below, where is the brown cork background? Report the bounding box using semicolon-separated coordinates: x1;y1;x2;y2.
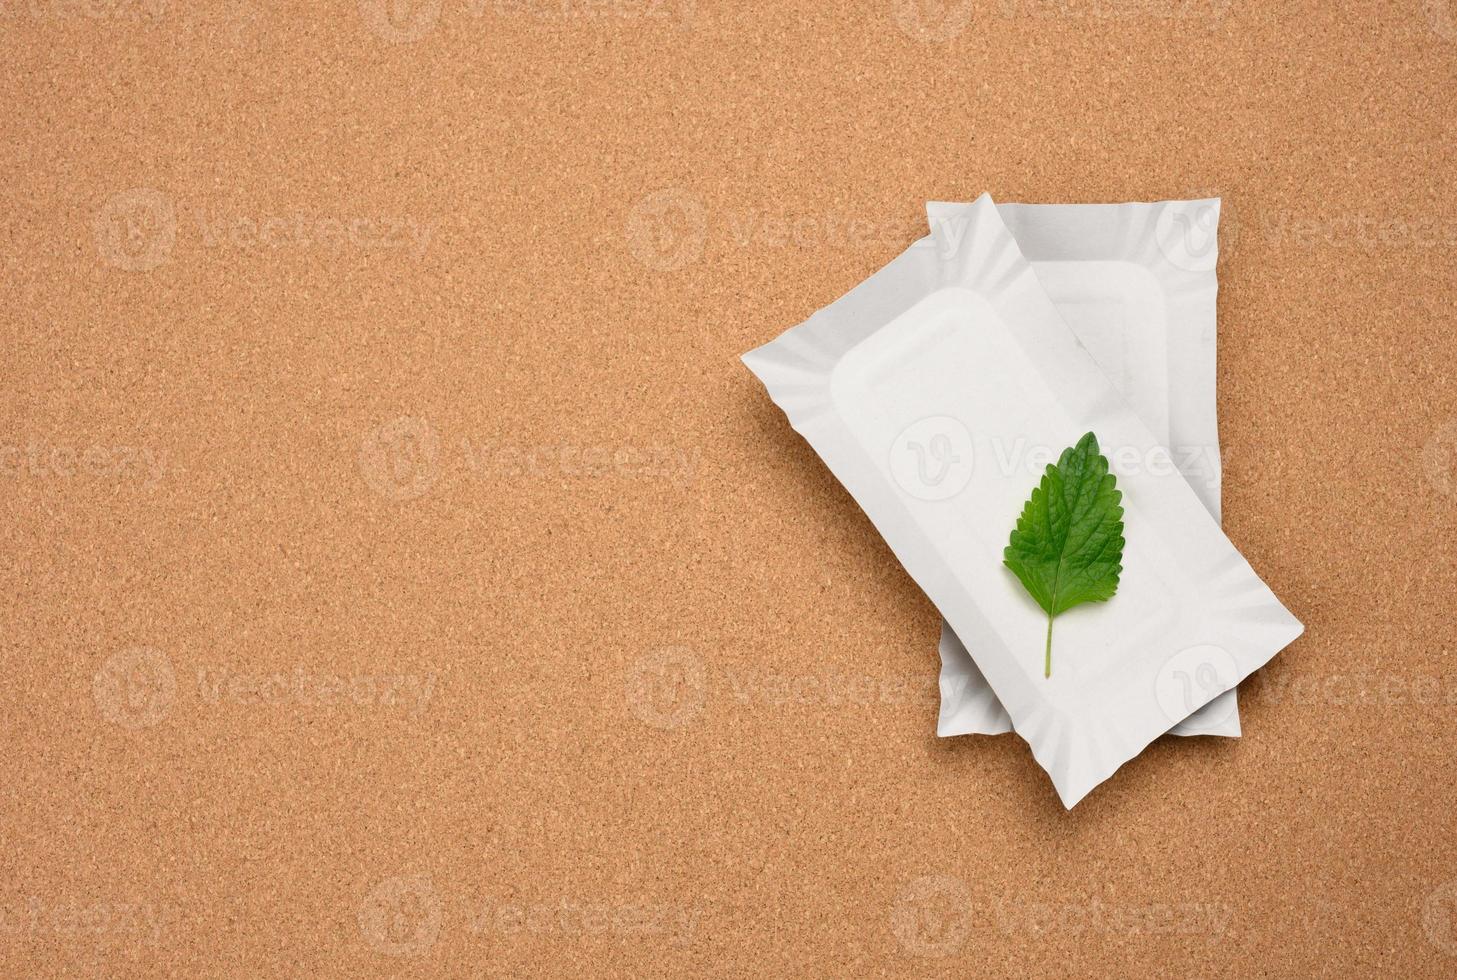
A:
2;0;1456;976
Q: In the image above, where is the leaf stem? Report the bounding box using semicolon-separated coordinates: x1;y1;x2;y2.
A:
1044;614;1054;679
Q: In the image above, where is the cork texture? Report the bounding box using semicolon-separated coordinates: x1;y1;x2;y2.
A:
3;1;1456;975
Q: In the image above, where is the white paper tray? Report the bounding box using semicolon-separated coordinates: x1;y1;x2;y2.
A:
934;199;1237;739
742;194;1303;807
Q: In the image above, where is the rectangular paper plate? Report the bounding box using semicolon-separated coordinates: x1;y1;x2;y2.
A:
741;193;1303;807
934;199;1236;739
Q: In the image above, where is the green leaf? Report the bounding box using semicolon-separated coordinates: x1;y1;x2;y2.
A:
1003;432;1125;678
